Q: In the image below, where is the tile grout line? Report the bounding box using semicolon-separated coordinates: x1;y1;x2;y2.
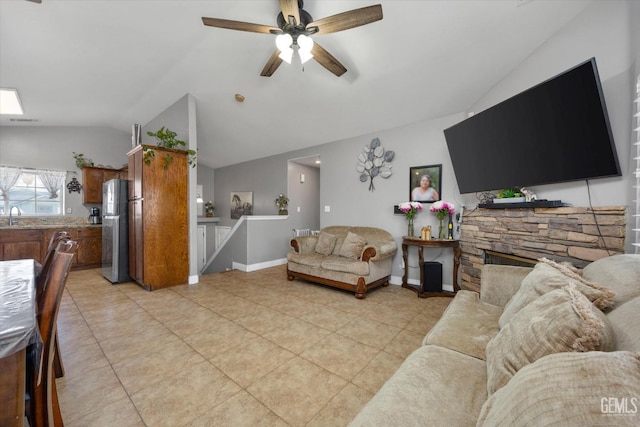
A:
57;266;449;426
61;278;149;426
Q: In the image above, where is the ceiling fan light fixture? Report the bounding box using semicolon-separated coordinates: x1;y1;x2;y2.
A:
297;34;314;64
275;33;294;64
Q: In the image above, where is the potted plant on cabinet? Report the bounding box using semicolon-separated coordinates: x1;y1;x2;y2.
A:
204;201;215;217
72;152;94;168
493;187;525;204
144;127;197;168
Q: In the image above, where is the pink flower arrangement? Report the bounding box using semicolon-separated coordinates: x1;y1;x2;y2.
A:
398;201;422;220
429;201;455;220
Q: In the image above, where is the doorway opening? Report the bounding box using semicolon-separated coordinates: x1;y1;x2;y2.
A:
287;155;321;235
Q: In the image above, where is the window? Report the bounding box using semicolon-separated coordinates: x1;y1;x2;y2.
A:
0;168;66;216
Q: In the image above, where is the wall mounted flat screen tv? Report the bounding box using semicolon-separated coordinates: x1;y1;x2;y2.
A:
444;58;621;194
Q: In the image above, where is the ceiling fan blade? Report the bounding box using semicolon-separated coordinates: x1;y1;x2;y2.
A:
307;4;383;35
202;17;279;34
279;0;301;26
260;50;284;77
311;43;347;77
25;0;42;3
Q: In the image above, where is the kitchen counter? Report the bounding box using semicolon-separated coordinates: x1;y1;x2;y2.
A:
0;217;100;229
0;224;102;230
197;217;220;224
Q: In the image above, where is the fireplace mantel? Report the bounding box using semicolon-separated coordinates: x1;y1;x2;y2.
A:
459;206;625;292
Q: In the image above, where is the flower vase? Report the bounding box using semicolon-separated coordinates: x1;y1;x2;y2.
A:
407;218;414;237
438;218;446;239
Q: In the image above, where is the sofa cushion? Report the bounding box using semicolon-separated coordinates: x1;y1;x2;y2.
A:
339;231;367;259
480;265;533;308
349;345;487;427
478;351;640;427
486;285;616;395
423;290;502;360
286;252;325;268
499;260;615;328
607;297;640;352
320;257;369;276
314;231;337;256
331;236;345;256
582;254;640;307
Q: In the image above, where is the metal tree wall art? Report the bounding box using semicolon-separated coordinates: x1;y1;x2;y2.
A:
357;137;394;191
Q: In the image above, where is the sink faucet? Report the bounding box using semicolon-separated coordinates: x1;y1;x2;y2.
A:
9;206;21;226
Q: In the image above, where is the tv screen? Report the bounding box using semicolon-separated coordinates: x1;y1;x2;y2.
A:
444;58;621;194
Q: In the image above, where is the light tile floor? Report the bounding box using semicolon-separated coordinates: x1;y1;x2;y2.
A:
56;266;450;426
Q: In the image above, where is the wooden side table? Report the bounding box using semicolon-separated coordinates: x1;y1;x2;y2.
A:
401;237;461;298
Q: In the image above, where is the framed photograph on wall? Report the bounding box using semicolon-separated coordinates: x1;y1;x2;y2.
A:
410;164;442;203
230;191;253;219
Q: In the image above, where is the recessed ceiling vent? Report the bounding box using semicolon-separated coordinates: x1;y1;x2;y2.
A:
9;118;39;122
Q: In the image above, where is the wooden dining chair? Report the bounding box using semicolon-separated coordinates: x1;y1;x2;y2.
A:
36;231;71;379
26;239;78;427
36;231;71;296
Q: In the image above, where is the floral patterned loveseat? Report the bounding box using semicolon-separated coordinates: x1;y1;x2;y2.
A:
287;226;398;299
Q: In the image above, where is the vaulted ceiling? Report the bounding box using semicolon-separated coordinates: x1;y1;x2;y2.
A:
0;0;594;168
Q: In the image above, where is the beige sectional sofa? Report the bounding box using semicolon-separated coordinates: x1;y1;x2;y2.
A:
287;226;397;299
351;254;640;426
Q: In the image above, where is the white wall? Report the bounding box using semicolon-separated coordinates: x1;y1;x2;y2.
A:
287;161;320;232
318;114;466;286
214;112;466;287
0;125;130;216
464;0;635;251
465;1;633;206
197;163;215;208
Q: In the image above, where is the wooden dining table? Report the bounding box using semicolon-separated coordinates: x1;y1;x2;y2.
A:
0;259;37;427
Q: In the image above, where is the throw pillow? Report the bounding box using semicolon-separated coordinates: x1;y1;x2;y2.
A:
332;236;345;256
478;351;640;427
314;232;337;256
499;260;615;328
338;231;367;259
486;285;616;395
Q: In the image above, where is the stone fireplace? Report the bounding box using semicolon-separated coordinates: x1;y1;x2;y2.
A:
484;250;537;267
459;206;625;292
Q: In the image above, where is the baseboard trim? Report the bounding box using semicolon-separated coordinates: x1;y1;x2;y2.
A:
389;275;453;292
232;258;288;273
188;275;199;285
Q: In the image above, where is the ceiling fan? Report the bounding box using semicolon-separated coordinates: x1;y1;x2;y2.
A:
202;0;382;77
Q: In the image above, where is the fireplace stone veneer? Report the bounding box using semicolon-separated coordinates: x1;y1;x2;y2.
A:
459;206;625;292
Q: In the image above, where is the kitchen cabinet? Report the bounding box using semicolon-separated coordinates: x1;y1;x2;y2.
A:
117;167;128;180
1;227;101;270
82;166;120;204
42;227;102;269
76;227;102;268
0;229;43;263
128;144;188;290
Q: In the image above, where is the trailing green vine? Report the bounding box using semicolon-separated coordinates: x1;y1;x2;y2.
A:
145;127;197;168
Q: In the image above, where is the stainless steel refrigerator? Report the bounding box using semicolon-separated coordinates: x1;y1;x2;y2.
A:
102;179;130;283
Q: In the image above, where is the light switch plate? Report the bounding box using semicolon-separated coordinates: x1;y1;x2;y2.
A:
324;205;330;212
